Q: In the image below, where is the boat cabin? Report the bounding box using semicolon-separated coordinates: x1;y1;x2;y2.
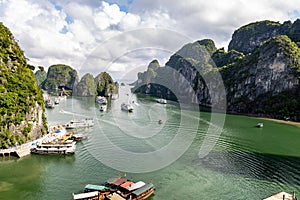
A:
72;191;102;200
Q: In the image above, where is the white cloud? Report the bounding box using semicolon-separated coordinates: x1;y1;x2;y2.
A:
0;0;299;81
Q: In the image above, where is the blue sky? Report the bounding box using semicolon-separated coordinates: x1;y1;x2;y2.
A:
0;0;299;80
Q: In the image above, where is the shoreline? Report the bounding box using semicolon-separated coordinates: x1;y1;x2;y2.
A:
255;117;300;128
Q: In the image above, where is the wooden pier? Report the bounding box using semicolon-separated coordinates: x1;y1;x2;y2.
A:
0;142;32;158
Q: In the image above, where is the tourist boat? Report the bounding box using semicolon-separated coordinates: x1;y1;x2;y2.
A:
96;96;107;105
72;176;155;200
31;126;76;155
45;99;55;109
105;177;155;200
31;140;76;155
256;122;263;128
156;98;167;104
121;103;133;112
129;183;155;200
64;118;94;129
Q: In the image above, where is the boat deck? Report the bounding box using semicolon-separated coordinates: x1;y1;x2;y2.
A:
263;192;296;200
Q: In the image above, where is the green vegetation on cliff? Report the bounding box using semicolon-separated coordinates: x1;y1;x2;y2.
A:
134;20;300;121
74;73;97;96
94;72;116;97
0;22;47;148
34;67;47;88
42;64;78;92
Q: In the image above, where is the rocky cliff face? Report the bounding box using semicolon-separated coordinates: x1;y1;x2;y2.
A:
134;20;300;121
73;73;97;96
224;35;300;118
94;72;116;97
228;20;300;54
42;64;79;92
34;68;47;88
0;23;47;148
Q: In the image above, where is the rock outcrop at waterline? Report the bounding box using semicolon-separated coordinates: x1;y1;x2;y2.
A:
0;22;47;148
133;20;300;121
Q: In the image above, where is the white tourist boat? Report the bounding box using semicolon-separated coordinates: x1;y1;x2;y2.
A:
64;118;94;129
99;105;107;112
156;98;167;104
96;96;107;105
45;99;55;109
31;126;76;155
121;103;134;112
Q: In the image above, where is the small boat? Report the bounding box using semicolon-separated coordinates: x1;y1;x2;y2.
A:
121;103;133;112
158;119;163;124
156;98;167;104
64;118;94;129
99;105;107;112
71;134;87;141
111;94;119;100
45;99;55;109
256;122;263;128
54;97;60;105
96;96;107;105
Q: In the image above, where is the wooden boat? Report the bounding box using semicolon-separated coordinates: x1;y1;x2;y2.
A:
72;177;155;200
72;191;103;200
129;183;155;200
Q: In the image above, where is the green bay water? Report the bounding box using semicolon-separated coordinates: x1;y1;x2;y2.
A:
1;86;300;199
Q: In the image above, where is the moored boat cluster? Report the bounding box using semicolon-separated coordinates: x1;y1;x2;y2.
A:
72;176;155;200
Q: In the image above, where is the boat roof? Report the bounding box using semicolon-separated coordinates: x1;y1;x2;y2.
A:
85;184;107;191
112;177;127;186
120;181;133;188
106;177;120;184
126;181;146;191
73;191;99;200
132;183;154;196
106;177;127;185
263;192;295;200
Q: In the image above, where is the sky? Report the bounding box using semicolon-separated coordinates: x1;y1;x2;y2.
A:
0;0;300;81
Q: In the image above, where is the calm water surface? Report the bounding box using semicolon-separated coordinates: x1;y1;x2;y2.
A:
1;86;300;200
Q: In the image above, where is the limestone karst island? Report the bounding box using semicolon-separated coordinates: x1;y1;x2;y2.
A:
1;5;300;200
